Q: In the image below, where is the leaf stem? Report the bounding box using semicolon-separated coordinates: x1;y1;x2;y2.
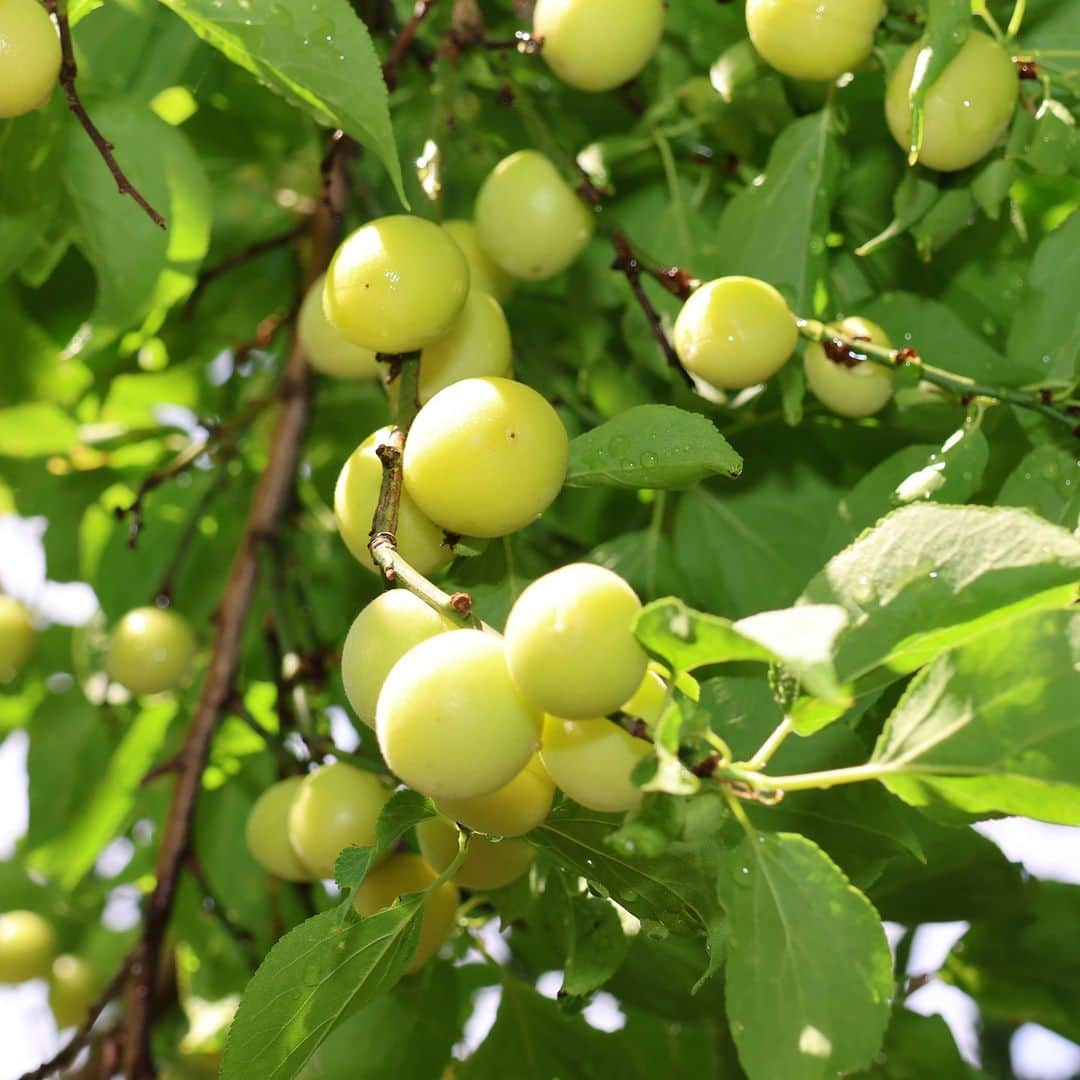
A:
746;716;795;770
1006;0;1027;39
796;318;1078;433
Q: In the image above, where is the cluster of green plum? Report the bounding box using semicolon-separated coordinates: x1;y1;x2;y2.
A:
0;910;99;1029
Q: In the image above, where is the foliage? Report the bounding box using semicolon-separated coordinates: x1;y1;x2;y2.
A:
1;0;1079;1078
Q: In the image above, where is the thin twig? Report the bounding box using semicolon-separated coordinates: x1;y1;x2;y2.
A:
17;950;136;1080
796;319;1079;434
120;145;349;1080
183;221;307;316
611;231;695;388
382;0;444;89
44;0;165;228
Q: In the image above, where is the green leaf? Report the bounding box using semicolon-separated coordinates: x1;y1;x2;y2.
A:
635;596;849;705
153;0;405;204
721;832;892;1080
459;975;634;1079
299;963;460;1080
715;108;838;310
0;402;77;457
29;702;175;888
801;503;1080;700
997;442;1080;529
872;609;1080;824
334;789;435;895
855;1008;982;1079
566;405;742;490
531;796;731;980
588;528;690;604
943;880;1080;1044
1006;210;1080;386
221;904;423;1080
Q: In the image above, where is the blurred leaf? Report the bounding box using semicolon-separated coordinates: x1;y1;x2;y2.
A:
854;1008;981;1079
997;442;1080;529
0;402;77;457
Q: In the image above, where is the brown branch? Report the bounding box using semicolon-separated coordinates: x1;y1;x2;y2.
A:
44;0;165;229
119;150;349;1080
610;231;695;389
182;222;307;316
17;950;136;1080
382;0;444;89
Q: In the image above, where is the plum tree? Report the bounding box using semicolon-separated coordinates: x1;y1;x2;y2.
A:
49;955;98;1029
435;754;554;837
105;606;197;696
505;563;648;719
376;629;542;800
335;426;452;576
441;220;511;300
0;594;34;682
674;276;799;390
474;151;595;280
297;273;381;380
804;316;894;417
0;910;56;983
746;0;885;82
323;215;469;353
413;290;513;404
403;376;569;538
245;777;313;882
885;31;1019;172
416;818;535;891
533;0;664;93
0;0;61;119
341;590;450;729
287;763;392;880
352;854;460;973
541;716;651;813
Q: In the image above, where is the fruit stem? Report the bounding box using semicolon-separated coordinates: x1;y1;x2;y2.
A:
368;358;483;629
796;318;1078;432
746;716;795;770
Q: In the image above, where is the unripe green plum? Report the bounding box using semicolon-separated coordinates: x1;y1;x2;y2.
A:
298;274;381;380
0;595;35;682
352;854;459;973
287;763;392;880
245;777;313;882
0;910;56;983
0;0;61;119
435;753;554;837
746;0;884;82
49;955;98;1029
673;276;798;390
533;0;664;93
505;563;648;720
416;818;535;891
474;151;595;281
403;377;568;539
105;606;197;696
541;716;650;812
323;215;470;353
376;629;542;801
885;31;1019;172
621;663;700;725
334;427;452;576
341;591;450;729
416;291;513;404
442;220;512;301
804;316;894;418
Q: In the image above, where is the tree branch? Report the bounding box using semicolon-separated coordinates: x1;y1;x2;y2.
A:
119;152;349;1080
44;0;166;228
382;0;444;89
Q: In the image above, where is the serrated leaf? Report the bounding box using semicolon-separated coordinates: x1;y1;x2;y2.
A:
221;904;423;1080
635;597;849;705
721;832;892;1080
334;789;435;895
566;405;742;491
153;0;405;204
800;504;1080;719
872;609;1080;824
